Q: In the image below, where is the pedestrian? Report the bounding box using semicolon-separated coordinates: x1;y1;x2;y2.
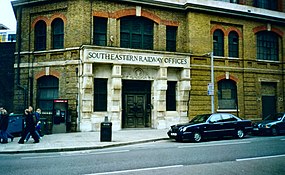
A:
0;109;9;144
18;106;40;144
25;108;42;142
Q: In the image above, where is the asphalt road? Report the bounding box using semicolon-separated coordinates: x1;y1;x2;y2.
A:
1;135;285;175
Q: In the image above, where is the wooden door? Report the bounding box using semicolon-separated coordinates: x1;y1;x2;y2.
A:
124;94;146;128
262;96;276;119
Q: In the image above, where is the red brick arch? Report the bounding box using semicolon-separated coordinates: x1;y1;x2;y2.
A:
49;13;67;26
93;9;179;26
227;27;243;40
253;25;284;37
217;74;238;83
35;69;60;80
31;16;49;29
31;13;67;28
210;25;227;36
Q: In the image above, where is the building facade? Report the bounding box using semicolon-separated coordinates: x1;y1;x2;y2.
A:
12;0;285;132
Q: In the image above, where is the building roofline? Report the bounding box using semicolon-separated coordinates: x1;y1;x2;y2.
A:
12;0;285;24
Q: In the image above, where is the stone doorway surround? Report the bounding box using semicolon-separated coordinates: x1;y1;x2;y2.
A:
78;46;191;131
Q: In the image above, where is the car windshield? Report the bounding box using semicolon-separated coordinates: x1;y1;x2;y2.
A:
190;114;211;124
264;113;284;121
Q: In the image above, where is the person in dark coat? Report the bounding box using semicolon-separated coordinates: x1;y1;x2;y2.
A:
18;106;40;144
25;108;42;142
0;109;9;144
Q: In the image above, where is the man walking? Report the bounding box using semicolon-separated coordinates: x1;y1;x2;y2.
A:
0;108;9;144
18;106;40;144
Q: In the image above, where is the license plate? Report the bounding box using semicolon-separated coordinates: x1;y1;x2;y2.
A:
171;133;177;136
253;128;259;131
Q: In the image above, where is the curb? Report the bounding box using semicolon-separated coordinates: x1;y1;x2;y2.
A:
0;138;169;154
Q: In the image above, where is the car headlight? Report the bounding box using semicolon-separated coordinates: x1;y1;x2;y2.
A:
265;124;271;128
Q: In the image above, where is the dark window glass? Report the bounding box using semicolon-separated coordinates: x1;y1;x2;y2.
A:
93;17;107;46
166;26;177;52
256;31;279;61
254;0;278;10
94;78;107;111
8;34;16;42
34;20;46;51
166;81;177;111
228;31;239;58
213;29;224;56
51;18;64;49
218;79;237;109
37;76;59;113
120;16;153;50
214;0;239;3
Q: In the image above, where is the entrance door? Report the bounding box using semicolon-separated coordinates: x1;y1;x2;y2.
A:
262;96;276;119
124;94;146;128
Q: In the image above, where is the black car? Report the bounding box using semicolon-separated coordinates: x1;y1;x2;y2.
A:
167;113;252;142
252;113;285;136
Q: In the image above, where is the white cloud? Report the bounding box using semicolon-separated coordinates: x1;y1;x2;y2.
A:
0;0;16;31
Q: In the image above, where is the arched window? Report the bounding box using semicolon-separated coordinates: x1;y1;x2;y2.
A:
51;18;64;49
34;20;46;51
218;79;237;109
213;29;224;56
37;76;59;114
256;31;279;61
120;16;154;50
228;31;239;58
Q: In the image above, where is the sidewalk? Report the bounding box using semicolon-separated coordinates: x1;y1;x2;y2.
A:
0;129;169;154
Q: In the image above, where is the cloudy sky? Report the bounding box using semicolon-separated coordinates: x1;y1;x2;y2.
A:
0;0;16;31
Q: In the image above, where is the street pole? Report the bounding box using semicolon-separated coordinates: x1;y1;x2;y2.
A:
210;52;214;114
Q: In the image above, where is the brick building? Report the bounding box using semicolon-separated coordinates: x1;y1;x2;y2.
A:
12;0;285;133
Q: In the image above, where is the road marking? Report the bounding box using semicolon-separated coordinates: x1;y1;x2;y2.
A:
236;154;285;162
21;150;130;160
84;165;183;175
178;141;251;149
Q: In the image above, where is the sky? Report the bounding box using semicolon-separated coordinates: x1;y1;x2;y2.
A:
0;0;16;31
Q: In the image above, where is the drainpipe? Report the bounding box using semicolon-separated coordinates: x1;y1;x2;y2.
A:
16;6;28;110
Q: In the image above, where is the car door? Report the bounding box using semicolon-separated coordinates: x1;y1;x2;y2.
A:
220;113;238;136
278;114;285;134
205;114;224;137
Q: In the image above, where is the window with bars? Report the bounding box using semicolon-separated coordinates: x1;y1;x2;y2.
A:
51;18;64;49
254;0;278;10
120;16;153;50
228;31;239;58
94;78;108;112
256;31;279;61
166;26;177;52
218;79;237;109
93;17;107;46
166;81;177;111
34;20;46;51
213;29;224;57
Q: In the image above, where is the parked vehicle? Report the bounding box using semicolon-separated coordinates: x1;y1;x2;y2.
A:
252;113;285;136
167;113;252;142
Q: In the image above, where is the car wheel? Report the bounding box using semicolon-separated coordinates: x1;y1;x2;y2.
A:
236;129;244;139
271;127;279;136
193;132;202;142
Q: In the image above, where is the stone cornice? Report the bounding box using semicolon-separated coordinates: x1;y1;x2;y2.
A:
12;0;285;24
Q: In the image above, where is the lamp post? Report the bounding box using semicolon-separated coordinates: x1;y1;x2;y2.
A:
210;52;214;114
205;52;214;114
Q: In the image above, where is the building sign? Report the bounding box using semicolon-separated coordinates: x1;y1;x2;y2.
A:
86;50;189;67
